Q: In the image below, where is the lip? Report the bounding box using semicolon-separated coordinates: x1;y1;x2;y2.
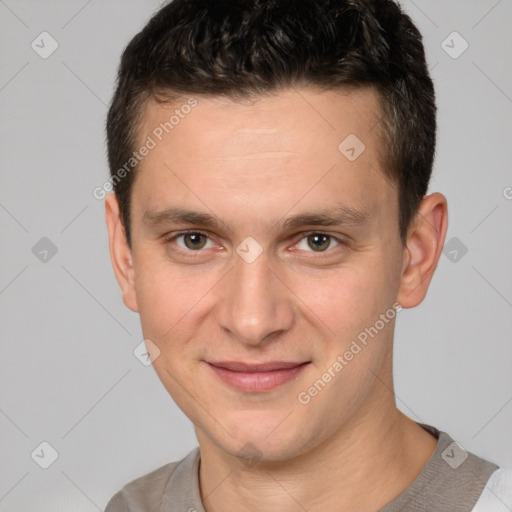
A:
206;361;310;392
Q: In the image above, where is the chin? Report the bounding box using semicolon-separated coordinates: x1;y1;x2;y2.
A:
218;418;313;464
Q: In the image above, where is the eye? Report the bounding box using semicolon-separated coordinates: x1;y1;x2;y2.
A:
173;231;215;251
295;233;341;252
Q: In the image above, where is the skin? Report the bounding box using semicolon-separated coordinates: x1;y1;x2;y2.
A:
106;86;448;511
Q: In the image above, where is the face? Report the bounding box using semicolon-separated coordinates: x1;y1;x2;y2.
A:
110;86;410;462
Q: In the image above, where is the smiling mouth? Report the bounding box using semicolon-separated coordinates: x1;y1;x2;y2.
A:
205;361;311;392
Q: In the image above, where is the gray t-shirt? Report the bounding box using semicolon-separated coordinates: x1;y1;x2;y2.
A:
105;424;499;511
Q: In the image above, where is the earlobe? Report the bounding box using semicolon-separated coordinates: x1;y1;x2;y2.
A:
397;193;448;309
105;193;139;312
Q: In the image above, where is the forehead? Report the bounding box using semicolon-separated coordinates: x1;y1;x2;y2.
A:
139;86;382;156
132;86;395;230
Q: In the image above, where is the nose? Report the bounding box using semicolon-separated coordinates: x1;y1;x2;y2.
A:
216;249;295;347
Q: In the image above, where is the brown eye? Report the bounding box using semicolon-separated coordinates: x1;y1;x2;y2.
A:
306;233;332;251
183;232;208;250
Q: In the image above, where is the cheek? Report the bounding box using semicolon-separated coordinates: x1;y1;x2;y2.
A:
133;261;209;414
288;263;390;335
133;251;213;338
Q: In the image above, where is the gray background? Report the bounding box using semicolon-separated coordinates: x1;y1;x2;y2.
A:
1;0;511;510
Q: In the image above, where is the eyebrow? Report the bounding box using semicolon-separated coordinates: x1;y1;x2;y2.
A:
281;206;370;230
142;205;370;232
143;207;231;231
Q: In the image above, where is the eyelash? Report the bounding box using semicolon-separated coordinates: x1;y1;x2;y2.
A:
164;230;345;257
162;230;213;256
293;231;343;253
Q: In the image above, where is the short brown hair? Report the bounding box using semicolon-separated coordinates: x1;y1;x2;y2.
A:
106;0;436;247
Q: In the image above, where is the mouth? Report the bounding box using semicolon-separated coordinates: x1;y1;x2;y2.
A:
205;360;311;392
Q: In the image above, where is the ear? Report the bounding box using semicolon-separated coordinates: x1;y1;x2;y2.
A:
105;193;139;312
397;192;448;308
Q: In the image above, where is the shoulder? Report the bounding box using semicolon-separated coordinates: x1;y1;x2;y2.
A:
104;448;199;512
472;468;512;512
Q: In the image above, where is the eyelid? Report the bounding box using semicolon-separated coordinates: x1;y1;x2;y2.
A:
291;230;345;253
164;229;217;252
163;229;346;255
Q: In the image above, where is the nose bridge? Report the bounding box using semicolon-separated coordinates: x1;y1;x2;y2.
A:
217;249;293;345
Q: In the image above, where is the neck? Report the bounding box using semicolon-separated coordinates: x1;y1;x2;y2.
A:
197;365;437;512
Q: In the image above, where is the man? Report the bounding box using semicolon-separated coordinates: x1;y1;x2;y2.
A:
103;0;511;510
